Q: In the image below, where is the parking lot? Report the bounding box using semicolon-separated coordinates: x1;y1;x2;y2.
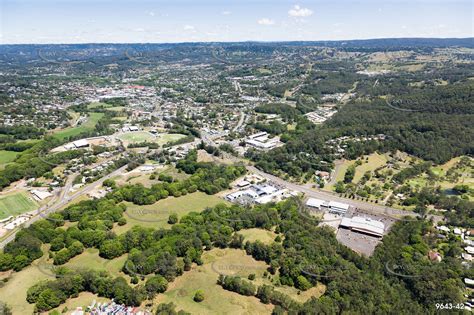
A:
336;228;382;256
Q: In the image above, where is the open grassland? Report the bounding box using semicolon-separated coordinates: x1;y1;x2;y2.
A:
409;156;473;193
152;248;273;315
53;112;104;140
114;192;228;234
0;250;54;315
106;106;126;112
353;152;390;182
156;133;186;146
0;192;38;219
157;166;192;181
0;247;127;315
64;248;128;279
0;150;19;169
113;165;190;188
118;132;185;146
153;247;325;314
237;228;278;245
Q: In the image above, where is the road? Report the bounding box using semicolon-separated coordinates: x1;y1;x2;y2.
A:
232;111;246;132
0;135;202;249
246;165;441;221
0;165;127;249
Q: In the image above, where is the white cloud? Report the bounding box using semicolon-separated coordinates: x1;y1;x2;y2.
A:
288;5;313;17
257;18;275;26
222;11;231;15
148;11;155;17
183;25;195;31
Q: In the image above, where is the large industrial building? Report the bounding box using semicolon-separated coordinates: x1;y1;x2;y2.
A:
340;216;385;237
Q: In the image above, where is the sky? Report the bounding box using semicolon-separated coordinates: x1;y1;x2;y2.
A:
1;0;473;44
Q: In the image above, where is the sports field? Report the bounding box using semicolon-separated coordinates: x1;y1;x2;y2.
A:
0;192;38;219
117;131;155;144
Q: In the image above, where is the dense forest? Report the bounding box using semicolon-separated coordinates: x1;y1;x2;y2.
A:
250;78;473;180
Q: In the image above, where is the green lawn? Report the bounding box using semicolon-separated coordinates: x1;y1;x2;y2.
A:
156;133;186;146
53;112;104;140
0;150;19;168
118;132;186;146
65;248;128;278
114;192;227;234
0;192;38;219
107;106;126;112
237;228;277;245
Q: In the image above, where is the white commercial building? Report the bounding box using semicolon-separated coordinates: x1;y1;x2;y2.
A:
245;132;282;150
73;139;90;148
306;198;328;209
340;216;385;237
31;189;53;201
328;201;350;214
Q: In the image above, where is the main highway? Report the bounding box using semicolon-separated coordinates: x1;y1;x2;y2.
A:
246;165;442;222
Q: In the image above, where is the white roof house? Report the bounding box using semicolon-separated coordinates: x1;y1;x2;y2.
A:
340;216;385;237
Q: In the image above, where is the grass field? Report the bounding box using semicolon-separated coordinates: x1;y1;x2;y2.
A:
65;248;128;278
157;165;191;181
0;192;38;219
152;248;273;315
0;265;53;315
53;112;104;140
156;133;186;146
0;249;55;315
117;131;155;144
353;153;390;182
237;228;277;245
113;165;190;187
107;106;126;112
114;192;228;234
0;150;19;169
118;132;186;146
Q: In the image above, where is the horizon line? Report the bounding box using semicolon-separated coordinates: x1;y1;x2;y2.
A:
1;36;473;46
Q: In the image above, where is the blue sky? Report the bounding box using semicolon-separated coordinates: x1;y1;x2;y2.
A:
1;0;472;44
